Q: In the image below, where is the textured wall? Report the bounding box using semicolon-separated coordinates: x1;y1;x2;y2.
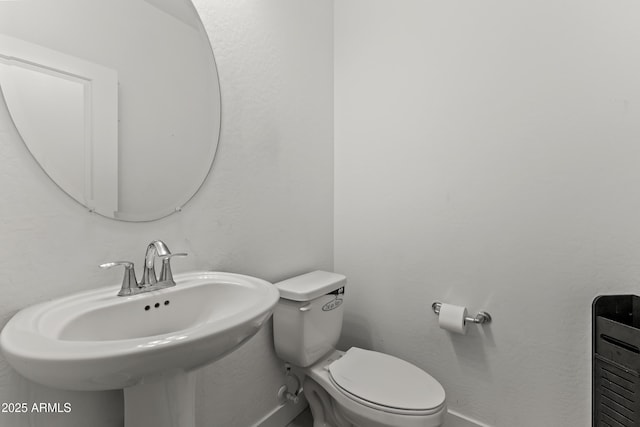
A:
0;0;333;426
334;1;640;426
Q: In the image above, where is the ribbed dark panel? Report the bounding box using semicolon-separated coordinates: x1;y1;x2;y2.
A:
595;357;638;426
593;296;640;426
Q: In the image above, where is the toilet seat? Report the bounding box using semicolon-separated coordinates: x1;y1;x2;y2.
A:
328;347;446;416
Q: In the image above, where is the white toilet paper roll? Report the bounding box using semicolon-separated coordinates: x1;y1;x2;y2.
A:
438;303;468;335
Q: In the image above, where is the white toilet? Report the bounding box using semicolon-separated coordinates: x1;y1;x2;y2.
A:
273;271;446;427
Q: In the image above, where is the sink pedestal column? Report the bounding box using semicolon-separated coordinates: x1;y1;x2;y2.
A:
124;371;195;427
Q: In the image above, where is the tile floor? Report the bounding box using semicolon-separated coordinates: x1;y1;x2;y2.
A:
286;407;313;427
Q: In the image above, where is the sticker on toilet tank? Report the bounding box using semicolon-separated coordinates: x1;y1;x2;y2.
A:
322;287;345;311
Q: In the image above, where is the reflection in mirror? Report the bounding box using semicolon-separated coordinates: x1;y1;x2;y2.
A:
0;34;119;214
0;0;221;221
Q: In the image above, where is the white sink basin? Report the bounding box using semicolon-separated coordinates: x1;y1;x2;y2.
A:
0;271;279;391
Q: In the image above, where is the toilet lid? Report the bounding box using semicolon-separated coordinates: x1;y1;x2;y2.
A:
328;347;445;412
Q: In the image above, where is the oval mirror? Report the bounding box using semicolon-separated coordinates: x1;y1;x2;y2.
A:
0;0;221;221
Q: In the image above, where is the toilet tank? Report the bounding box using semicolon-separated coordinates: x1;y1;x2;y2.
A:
273;271;346;367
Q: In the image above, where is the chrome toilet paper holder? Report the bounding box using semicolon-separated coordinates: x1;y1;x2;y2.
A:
431;302;492;325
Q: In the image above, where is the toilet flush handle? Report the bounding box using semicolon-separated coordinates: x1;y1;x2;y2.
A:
299;303;312;312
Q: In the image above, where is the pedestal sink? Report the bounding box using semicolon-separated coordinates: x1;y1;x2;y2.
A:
0;271;280;427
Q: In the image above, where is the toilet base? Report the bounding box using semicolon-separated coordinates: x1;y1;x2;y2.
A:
305;377;353;427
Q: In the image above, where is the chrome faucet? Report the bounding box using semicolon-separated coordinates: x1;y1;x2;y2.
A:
142;240;171;286
100;240;187;296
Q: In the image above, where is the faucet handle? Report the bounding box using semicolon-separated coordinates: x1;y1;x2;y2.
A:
100;261;134;269
158;252;188;283
100;261;139;296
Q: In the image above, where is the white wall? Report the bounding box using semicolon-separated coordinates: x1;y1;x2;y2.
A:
335;1;640;426
0;0;333;426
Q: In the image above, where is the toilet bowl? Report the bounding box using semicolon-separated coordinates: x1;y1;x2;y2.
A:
273;271;446;427
303;348;446;427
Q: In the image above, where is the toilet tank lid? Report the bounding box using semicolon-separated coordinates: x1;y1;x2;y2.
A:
275;271;346;301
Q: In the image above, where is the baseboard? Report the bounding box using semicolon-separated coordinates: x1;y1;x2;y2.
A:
446;409;490;427
254;399;486;427
252;395;308;427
